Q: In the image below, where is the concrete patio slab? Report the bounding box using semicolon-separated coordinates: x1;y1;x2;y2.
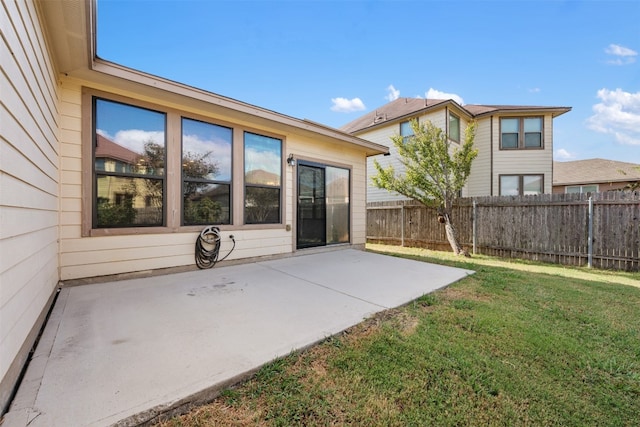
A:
4;249;473;426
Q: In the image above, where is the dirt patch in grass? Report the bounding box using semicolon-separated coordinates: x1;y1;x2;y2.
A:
440;284;493;303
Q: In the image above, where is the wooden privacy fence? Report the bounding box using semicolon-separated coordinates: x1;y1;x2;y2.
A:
367;191;640;271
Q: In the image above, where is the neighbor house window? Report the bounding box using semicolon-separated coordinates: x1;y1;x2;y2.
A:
566;184;598;194
449;113;460;142
94;98;166;228
182;118;233;225
400;120;414;143
500;117;543;149
244;132;282;224
500;174;543;196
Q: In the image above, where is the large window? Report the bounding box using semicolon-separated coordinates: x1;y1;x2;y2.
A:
500;117;543;149
94;98;166;228
182;118;232;225
88;92;291;233
500;174;543;196
449;113;460;142
244;132;282;224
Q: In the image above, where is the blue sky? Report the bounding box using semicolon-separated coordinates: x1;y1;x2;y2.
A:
96;0;640;164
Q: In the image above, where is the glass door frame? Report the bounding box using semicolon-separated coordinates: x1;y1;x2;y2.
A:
295;159;351;250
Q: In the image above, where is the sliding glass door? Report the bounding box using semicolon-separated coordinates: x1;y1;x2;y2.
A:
297;162;349;249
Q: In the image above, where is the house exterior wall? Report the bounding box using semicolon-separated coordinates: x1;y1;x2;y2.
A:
0;0;60;410
361;110;557;201
57;77;369;281
363;110;447;202
465;116;492;196
491;114;554;194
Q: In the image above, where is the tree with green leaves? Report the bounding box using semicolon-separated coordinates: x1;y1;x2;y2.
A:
372;119;478;256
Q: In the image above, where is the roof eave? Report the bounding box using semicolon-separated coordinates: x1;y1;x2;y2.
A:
471;106;572;119
349;99;460;135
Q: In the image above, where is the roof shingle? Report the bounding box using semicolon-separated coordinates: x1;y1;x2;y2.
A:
553;158;640;185
340;98;571;134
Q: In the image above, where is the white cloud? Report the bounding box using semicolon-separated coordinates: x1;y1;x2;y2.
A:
425;88;464;105
98;129;165;154
605;43;637;65
183;134;232;181
330;97;366;113
586;88;640;145
529;88;541;93
245;147;281;175
385;85;400;102
554;148;573;160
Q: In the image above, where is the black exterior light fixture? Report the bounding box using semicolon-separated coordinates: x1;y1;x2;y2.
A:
287;154;296;167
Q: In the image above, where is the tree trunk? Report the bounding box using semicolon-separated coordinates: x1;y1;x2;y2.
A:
443;213;469;257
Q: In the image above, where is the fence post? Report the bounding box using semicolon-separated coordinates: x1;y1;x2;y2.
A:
588;196;593;268
401;204;405;247
472;200;477;255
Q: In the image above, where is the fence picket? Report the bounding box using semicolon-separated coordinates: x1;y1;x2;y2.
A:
366;191;640;272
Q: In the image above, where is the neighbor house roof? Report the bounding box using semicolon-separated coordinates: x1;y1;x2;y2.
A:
37;0;388;157
553;158;640;186
340;98;571;134
95;134;139;164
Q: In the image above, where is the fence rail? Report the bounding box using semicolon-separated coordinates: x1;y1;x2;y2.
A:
367;191;640;271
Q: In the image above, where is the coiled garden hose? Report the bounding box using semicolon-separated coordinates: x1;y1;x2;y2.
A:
195;226;236;269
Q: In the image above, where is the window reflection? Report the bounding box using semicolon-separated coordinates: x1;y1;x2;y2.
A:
244;132;282;224
400;120;414;143
182;118;232;225
523;175;543;195
94;98;166;227
449;113;460;142
326;167;350;244
183;183;230;225
96;176;163;227
500;118;519;149
500;175;520;196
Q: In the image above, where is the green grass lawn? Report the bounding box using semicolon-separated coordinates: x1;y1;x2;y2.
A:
159;245;640;426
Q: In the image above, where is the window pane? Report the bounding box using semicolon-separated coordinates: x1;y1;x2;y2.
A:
183;183;230;225
182;118;232;181
96;175;163;227
244;132;281;185
501;118;519;133
566;186;581;194
500;176;520;196
524;132;542;147
95;99;165;176
400;121;413;137
501;133;518;148
524;118;542;132
326;166;350;244
245;187;280;224
523;175;543;195
449;114;460;141
582;185;598;193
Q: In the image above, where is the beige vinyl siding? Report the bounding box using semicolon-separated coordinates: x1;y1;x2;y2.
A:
288;137;367;245
492;114;554;193
363;109;471;202
58;77;369;280
0;0;60;409
363;125;409;203
466;117;492;196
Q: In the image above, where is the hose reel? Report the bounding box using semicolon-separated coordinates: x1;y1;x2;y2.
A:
195;226;235;269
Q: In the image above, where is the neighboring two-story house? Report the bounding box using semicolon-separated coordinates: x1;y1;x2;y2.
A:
340;98;571;201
